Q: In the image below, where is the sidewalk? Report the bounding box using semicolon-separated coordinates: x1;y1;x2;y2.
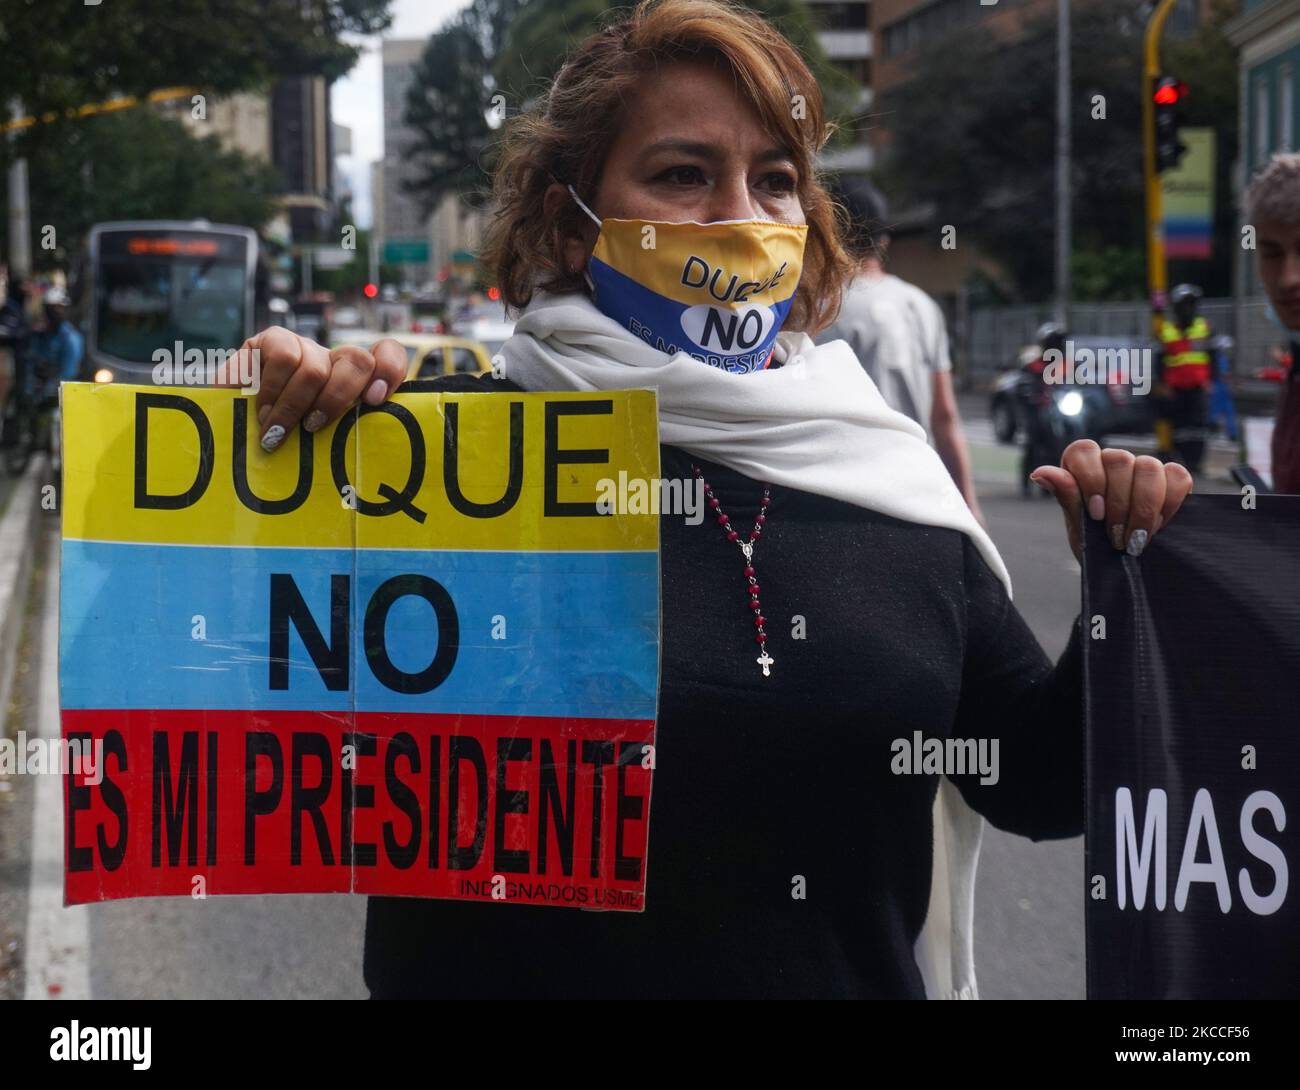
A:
0;460;48;723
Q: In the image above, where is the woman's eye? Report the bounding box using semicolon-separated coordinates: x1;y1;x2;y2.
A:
656;165;706;186
760;172;797;194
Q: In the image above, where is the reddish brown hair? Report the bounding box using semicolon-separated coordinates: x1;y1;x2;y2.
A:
481;0;854;334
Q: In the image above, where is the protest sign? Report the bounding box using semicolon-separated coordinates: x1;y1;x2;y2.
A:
1083;494;1300;998
59;384;661;911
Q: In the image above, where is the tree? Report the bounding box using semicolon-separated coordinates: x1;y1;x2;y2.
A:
401;0;525;215
0;109;282;272
0;0;393;156
878;0;1238;302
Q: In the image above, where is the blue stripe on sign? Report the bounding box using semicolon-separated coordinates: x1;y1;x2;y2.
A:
60;540;660;718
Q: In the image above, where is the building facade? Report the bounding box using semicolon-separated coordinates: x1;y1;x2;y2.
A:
378;39;433;285
167;77;338;293
808;1;876;169
1227;0;1299;173
1227;0;1300;297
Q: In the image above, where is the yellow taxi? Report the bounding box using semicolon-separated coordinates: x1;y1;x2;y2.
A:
330;332;494;379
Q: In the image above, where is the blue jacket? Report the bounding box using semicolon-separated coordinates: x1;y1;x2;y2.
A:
29;321;84;392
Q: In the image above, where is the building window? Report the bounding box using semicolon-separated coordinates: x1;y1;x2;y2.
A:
1281;64;1295;153
881;0;998;61
813;2;869;31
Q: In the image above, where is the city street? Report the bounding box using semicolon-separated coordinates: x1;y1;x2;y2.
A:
2;415;1230;1001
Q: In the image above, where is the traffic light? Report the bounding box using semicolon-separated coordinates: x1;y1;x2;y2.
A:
1154;76;1189;173
363;282;379;299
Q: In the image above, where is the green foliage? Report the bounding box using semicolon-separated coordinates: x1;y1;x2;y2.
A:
1070;246;1147;301
0;109;283;273
0;0;393;157
878;0;1238;302
402;1;525;215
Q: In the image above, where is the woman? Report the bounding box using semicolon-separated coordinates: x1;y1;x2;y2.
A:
241;0;1191;998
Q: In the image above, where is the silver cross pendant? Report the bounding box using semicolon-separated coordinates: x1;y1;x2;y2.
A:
756;649;774;677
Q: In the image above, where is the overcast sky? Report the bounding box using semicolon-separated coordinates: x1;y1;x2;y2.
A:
333;0;471;226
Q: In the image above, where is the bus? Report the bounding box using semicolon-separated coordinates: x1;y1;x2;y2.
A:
81;220;264;383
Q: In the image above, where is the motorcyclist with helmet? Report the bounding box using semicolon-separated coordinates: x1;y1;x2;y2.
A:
1016;322;1069;495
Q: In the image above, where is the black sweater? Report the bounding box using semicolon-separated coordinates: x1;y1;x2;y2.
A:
363;371;1084;999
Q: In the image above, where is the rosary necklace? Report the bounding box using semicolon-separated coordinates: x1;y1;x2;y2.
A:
691;464;774;677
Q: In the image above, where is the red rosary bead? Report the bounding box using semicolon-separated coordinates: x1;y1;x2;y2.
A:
692;464;775;677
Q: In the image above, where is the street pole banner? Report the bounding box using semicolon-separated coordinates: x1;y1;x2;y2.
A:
1083;494;1300;998
1160;127;1216;261
58;384;661;911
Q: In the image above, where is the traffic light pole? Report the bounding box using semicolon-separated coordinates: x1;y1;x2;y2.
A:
1142;0;1180;335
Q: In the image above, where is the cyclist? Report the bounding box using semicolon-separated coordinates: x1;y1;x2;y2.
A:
28;286;84;399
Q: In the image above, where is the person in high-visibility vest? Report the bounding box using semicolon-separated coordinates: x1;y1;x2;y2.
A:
1155;283;1212;474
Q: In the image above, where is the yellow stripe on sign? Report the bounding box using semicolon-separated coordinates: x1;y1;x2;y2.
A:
61;384;661;551
592;218;805;308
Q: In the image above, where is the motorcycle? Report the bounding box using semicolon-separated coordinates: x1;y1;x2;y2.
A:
1018;381;1103;497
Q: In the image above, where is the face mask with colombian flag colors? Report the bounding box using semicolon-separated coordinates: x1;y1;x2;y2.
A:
568;185;807;374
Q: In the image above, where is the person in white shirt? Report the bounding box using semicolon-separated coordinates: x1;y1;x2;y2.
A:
819;177;984;524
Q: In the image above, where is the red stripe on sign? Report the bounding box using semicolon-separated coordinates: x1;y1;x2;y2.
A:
61;710;656;911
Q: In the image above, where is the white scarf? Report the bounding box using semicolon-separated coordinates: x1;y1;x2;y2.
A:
500;291;994;998
501;292;1010;594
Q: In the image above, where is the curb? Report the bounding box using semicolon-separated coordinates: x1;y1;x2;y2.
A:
0;457;48;728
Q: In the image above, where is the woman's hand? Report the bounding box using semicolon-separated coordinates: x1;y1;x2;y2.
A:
1030;439;1193;562
228;327;407;451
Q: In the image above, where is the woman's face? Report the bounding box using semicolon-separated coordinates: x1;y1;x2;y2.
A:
548;59;806;275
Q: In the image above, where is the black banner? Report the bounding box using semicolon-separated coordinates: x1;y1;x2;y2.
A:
1084;493;1300;999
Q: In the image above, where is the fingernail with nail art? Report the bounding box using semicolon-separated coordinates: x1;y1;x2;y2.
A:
304;410;328;433
261;424;286;452
1087;494;1105;521
1125;528;1148;557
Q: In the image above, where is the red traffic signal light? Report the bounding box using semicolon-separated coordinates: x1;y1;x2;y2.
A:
363;282;379;299
487;286;501;302
1153;79;1186;106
